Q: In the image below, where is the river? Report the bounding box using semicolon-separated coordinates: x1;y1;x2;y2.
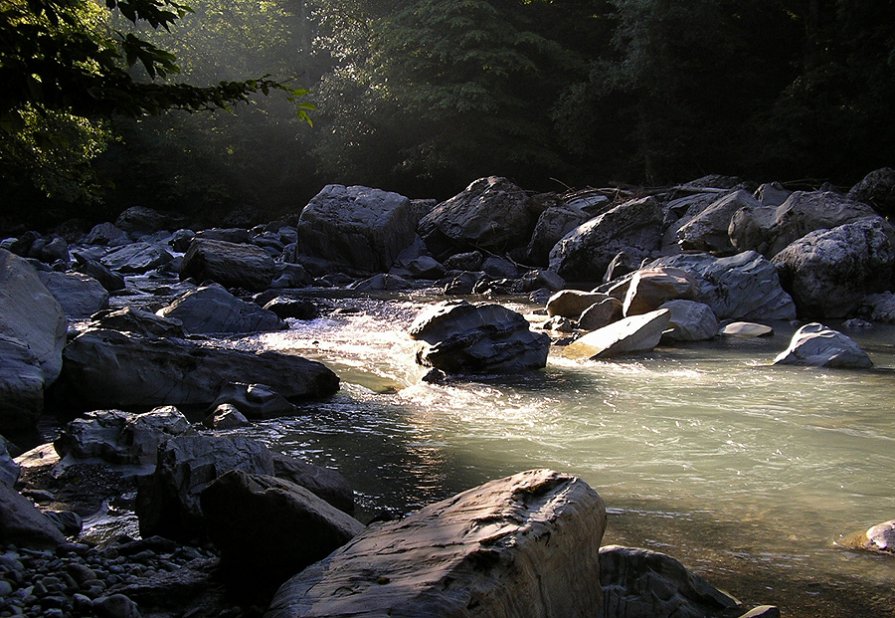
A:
228;290;895;617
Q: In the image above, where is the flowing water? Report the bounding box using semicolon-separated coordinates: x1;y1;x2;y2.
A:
230;291;895;617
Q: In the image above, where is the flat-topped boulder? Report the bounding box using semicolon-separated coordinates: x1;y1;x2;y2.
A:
297;184;417;273
180;238;276;291
409;301;550;374
56;329;339;410
101;241;173;273
622;267;698;316
773;323;872;369
266;469;606;618
564;309;671;360
546;290;611;319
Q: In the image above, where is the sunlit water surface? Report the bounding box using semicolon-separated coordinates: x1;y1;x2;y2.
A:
228;293;895;617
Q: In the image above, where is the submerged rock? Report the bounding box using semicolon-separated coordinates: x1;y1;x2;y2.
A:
564;309;671;360
719;322;774;338
266;469;606;618
773;323;872;369
409;301;550;374
839;519;895;555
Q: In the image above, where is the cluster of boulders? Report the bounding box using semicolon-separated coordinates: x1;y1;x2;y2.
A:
2;168;895;615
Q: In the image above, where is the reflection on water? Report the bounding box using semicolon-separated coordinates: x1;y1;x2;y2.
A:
232;294;895;617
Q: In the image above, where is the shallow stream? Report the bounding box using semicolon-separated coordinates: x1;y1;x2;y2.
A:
230;292;895;617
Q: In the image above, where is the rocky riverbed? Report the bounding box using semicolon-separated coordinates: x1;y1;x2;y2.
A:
3;170;895;616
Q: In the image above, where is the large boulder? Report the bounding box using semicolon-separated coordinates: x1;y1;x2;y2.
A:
773;323;873;369
729;190;878;258
0;249;66;382
409;301;550;374
848;167;895;218
599;545;740;618
296;184;417;273
157;284;284;334
37;271;109;320
71;252;126;292
53;407;191;467
271;454;356;515
525;203;593;265
419;176;539;259
56;329;339;410
675;189;759;254
546;290;611;319
771;217;895;318
180;238;276;291
563;309;671;360
266;469;606;618
92;306;185;338
650;251;796;321
0;481;67;548
622;267;698;316
660;300;719;342
136;435;276;541
200;470;364;585
549;196;664;283
0;336;45;430
115;206;175;234
211;382;297;420
101;241;173;273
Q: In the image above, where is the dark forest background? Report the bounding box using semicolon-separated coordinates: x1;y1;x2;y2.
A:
2;0;894;230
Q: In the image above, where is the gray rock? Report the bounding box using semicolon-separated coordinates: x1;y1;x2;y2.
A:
0;481;67;548
865;519;895;553
83;223;130;247
0;249;66;382
204;403;251;430
650;251;796;321
729;190;878;258
115;206;173;234
157;284;284;335
403;255;445;279
773;322;873;369
409;301;550;374
0;436;20;487
578;297;624;331
262;297;319;320
195;227;252;244
136;435;276;541
599;545;740;618
861;292;895;323
622;267;698;317
676;190;759;253
443;250;483;271
351;273;412;292
266;469;606;618
297;184;416;273
547;290;611;319
271;454;356;515
92;306;185;338
200;470;364;585
419;176;539;259
719;322;774;338
660;192;723;253
481;255;519;278
563;309;671;360
549;196;664;283
772;216;895;318
38;271;109;320
179;238;276;291
660;300;719;342
54;407;190;467
0;336;45;431
101;242;173;273
168;228;195;252
57;329;339;410
848;167;895;217
754;182;792;207
212;382;297;420
71;253;126;292
525;203;592;265
92;593;142;618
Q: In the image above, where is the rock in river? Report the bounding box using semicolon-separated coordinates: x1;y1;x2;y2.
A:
157;284;284;335
409;300;550;374
180;238;276;291
564;309;671;360
266;469;606;618
55;328;339;410
773;322;872;369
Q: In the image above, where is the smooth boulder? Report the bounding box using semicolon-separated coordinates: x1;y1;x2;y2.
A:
771;216;895;318
773;323;872;369
675;189;758;254
546;290;612;319
622;267;698;316
200;470;364;585
0;482;67;548
101;241;173;273
56;329;339;410
549;196;664;283
157;284;284;334
419;176;538;259
409;301;550;374
296;184;416;272
37;271;109;320
660;300;719;342
266;469;606;618
564;309;671;360
180;238;276;291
